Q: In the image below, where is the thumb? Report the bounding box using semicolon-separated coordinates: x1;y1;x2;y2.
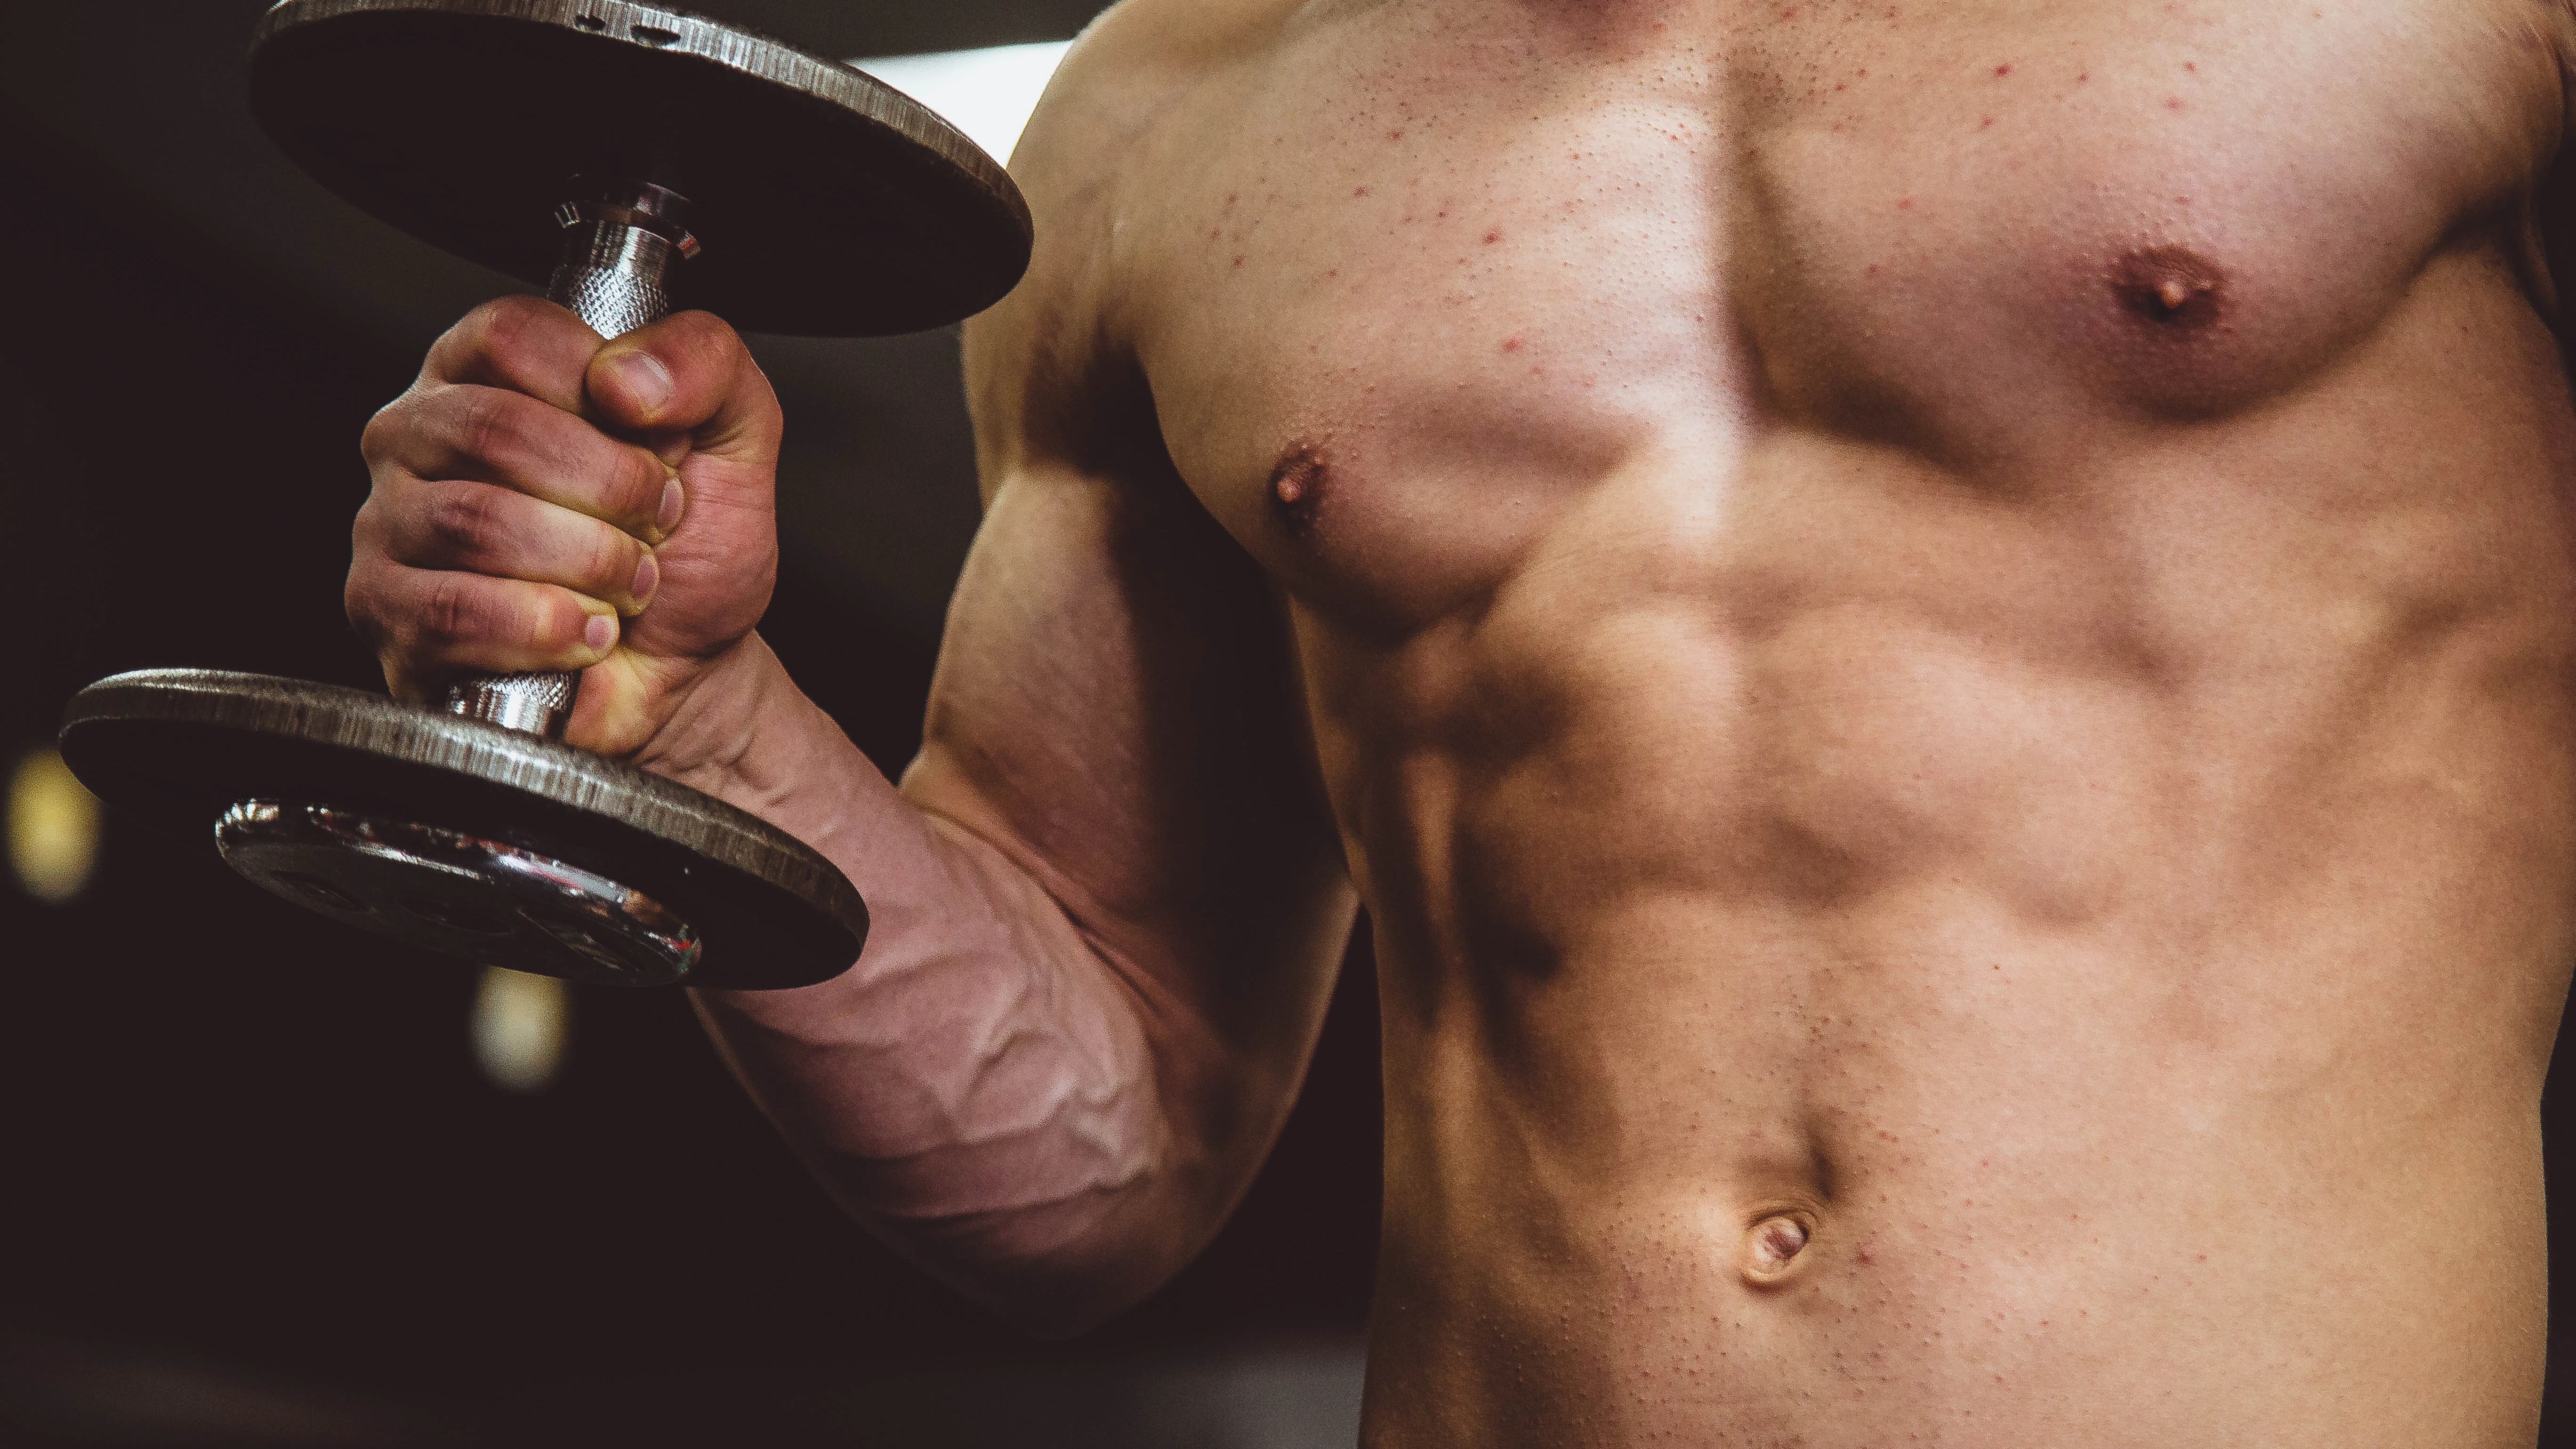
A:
586;309;783;469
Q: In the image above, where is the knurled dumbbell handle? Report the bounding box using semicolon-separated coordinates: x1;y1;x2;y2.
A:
443;206;685;738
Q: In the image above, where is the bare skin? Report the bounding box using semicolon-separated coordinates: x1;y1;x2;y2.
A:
346;0;2576;1443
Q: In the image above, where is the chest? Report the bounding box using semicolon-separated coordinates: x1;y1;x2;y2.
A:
1117;0;2566;632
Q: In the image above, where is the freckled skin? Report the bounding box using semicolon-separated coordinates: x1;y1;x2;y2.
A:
618;0;2576;1446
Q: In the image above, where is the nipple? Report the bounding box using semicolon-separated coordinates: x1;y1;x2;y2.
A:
2110;244;2227;330
1741;1214;1812;1285
1268;445;1328;537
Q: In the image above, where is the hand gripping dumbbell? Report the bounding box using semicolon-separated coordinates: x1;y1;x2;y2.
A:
57;0;1031;988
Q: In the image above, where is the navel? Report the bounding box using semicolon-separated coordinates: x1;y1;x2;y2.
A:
1740;1213;1812;1286
2109;244;2228;330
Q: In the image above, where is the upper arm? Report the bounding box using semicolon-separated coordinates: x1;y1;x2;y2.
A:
901;5;1356;1204
2534;4;2576;332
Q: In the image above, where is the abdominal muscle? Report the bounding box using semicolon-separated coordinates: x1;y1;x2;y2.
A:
1319;363;2576;1447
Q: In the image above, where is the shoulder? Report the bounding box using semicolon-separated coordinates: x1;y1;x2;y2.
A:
995;0;1312;280
1014;0;1310;168
963;0;1306;483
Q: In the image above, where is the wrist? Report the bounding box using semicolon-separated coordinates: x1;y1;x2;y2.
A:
626;634;813;809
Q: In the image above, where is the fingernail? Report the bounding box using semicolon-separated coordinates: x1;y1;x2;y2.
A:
608;352;674;415
584;613;618;652
656;478;684;534
632;551;659;604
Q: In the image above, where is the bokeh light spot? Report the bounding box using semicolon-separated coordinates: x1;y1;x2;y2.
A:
10;746;103;905
472;965;569;1092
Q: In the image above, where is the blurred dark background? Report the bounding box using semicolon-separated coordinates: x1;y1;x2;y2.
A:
5;2;2575;1447
1;3;1379;1445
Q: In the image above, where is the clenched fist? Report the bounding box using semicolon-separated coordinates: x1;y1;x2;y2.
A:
349;295;782;759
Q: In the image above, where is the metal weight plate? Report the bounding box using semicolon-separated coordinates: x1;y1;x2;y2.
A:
61;670;869;989
247;0;1033;335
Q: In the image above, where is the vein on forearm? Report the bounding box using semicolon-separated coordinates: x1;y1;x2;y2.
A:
702;803;1196;1245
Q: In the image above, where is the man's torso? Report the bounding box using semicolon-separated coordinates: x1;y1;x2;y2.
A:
1019;1;2576;1441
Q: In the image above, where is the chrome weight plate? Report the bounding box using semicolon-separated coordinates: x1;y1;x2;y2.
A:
62;670;866;989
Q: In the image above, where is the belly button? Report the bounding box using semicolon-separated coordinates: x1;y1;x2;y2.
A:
1741;1213;1812;1286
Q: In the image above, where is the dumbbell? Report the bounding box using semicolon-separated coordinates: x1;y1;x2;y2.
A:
57;0;1031;989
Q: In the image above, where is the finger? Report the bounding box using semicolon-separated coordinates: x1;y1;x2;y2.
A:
363;383;677;543
346;564;620;698
588;310;783;467
373;477;661;616
421;294;602;412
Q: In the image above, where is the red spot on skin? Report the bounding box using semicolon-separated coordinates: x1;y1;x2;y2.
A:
2077;71;2090;82
2166;97;2184;109
1980;116;1994;129
1995;63;2013;76
1326;268;1339;278
1484;228;1502;243
1353;185;1369;197
1866;264;1880;276
2185;61;2198;72
1208;227;1221;241
1897;197;1914;209
1503;334;1524;351
1858;1245;1877;1264
1232;255;1245;268
1387;129;1404;140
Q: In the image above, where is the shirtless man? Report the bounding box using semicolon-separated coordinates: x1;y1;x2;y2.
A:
343;0;2576;1441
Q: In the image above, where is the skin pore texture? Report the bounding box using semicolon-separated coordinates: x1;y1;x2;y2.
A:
342;0;2576;1444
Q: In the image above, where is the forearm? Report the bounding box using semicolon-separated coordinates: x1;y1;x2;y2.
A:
636;637;1218;1328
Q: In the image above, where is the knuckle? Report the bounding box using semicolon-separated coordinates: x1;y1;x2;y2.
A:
656;312;749;401
689;311;744;363
359;394;411;465
343;568;387;641
584;525;637;596
470;294;550;366
612;447;666;522
352;505;401;575
536;590;587;646
452;386;528;471
418;572;494;649
421;484;503;563
661;309;733;360
350;493;388;552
